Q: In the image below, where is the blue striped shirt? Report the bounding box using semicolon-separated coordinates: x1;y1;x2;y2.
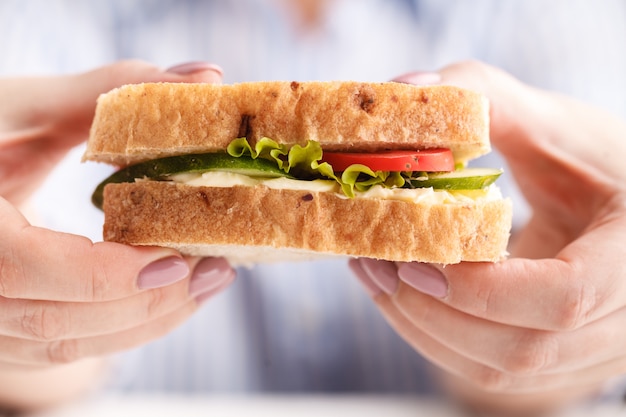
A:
1;0;625;395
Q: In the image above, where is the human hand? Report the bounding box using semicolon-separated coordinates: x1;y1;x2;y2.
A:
0;60;224;206
351;61;626;414
0;61;235;373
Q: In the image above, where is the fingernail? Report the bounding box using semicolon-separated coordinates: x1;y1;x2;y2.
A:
392;71;442;85
166;61;224;76
398;263;448;298
360;258;399;295
349;259;382;298
137;257;189;289
188;257;235;299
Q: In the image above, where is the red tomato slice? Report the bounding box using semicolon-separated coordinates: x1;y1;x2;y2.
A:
321;149;454;172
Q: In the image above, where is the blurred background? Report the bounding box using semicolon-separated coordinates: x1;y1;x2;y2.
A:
1;0;625;404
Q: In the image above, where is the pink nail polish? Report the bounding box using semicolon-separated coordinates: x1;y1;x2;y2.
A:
359;258;399;295
188;257;235;298
166;61;224;76
392;71;442;85
398;263;448;298
137;257;189;289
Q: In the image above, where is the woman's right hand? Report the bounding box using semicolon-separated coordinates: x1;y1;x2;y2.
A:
0;61;236;409
0;210;235;367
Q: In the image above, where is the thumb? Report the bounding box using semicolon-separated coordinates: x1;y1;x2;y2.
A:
437;60;553;162
69;60;224;109
397;60;541;157
435;60;626;177
1;60;223;147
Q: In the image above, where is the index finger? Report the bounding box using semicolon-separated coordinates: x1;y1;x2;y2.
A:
400;212;626;331
0;199;188;302
1;60;223;136
437;60;626;182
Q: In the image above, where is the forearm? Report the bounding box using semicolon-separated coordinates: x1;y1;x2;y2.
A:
0;358;107;413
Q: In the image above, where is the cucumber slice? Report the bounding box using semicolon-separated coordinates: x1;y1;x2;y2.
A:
92;153;290;209
408;168;503;190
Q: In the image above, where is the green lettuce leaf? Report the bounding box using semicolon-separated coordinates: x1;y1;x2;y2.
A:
340;165;407;197
227;137;402;197
92;137;497;210
224;137;500;197
226;137;289;169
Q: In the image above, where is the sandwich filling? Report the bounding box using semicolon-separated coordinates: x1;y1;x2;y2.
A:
92;137;502;209
169;171;504;206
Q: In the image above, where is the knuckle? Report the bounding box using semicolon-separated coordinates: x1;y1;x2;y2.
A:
553;281;597;330
458;59;486;72
46;339;81;364
471;366;514;393
448;58;479;71
502;331;559;376
21;304;70;341
144;287;168;318
0;247;24;298
102;59;157;86
0;252;9;297
449;59;492;80
473;281;496;316
110;59;152;74
88;261;114;302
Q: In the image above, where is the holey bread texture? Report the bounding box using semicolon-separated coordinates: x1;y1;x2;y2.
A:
86;81;513;265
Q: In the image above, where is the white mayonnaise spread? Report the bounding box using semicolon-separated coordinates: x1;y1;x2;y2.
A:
168;171;502;204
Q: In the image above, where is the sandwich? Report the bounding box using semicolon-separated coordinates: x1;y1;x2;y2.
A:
83;81;512;266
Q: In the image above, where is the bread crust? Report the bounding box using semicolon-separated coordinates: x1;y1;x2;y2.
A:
102;182;512;265
84;81;490;166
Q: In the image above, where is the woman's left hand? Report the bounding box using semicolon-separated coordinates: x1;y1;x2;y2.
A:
350;60;626;414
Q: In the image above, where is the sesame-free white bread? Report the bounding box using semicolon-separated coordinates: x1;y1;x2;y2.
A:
86;81;511;264
84;81;491;165
103;182;511;266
